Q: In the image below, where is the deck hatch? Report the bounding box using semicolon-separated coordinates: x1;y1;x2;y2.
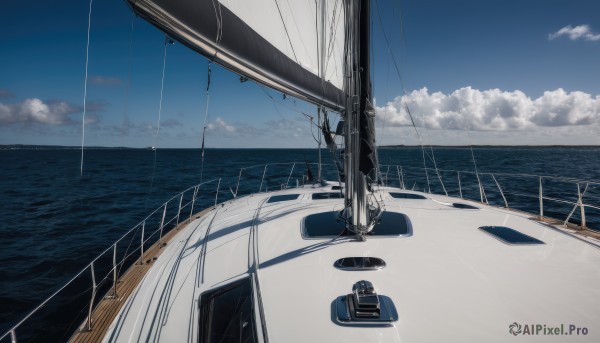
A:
334;257;386;270
312;192;344;200
389;192;427;199
199;278;257;342
302;211;412;238
453;203;479;209
267;194;299;203
479;226;544;245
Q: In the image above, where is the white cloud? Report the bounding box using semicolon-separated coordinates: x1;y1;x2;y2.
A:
207;117;236;133
548;25;600;41
376;87;600;132
0;98;81;125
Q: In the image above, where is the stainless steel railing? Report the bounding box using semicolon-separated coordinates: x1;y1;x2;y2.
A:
2;161;598;342
0;178;221;342
0;161;338;342
379;164;600;230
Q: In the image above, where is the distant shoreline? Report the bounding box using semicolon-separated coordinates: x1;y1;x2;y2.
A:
1;144;599;150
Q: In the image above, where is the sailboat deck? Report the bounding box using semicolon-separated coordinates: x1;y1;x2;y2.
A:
68;207;215;343
88;185;600;342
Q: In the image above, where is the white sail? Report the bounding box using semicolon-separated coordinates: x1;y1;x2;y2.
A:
128;0;346;111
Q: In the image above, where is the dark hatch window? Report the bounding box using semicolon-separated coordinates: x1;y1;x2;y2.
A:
452;203;479;209
302;211;412;238
199;278;257;343
389;192;427;199
312;192;344;200
479;226;544;245
267;194;299;203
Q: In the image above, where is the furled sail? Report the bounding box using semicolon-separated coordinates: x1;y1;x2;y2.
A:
127;0;346;111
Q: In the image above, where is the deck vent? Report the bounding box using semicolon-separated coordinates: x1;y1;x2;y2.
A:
334;257;386;271
303;211;412;238
452;203;478;209
389;192;427;199
335;280;398;326
267;194;299;203
312;192;344;200
479;226;544;245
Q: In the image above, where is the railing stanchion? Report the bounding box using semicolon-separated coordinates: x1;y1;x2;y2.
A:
10;330;16;343
86;262;97;331
476;172;484;203
176;193;183;226
259;165;268;192
140;221;145;265
492;174;508;208
215;178;221;206
286;163;296;189
578;183;587;229
385;166;390;187
234;168;243;198
436;169;448;196
111;243;118;298
190;185;199;220
539;176;544;220
457;171;463;198
397;166;405;189
159;204;167;242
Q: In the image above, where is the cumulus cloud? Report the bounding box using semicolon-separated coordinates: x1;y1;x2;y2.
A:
0;98;82;125
90;75;122;86
376;87;600;131
0;98;107;127
549;25;600;41
207;117;236;133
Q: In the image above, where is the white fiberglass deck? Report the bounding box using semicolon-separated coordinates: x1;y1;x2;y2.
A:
102;185;600;342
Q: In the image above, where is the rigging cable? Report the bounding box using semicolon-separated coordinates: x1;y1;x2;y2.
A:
154;36;171;148
200;0;223;183
80;0;93;177
274;0;299;63
462;110;487;203
325;0;342;82
199;62;212;183
147;36;172;200
122;10;135;145
418;112;448;195
373;0;433;192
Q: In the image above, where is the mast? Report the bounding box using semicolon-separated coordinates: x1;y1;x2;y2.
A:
127;0;378;233
317;0;327;182
343;0;377;238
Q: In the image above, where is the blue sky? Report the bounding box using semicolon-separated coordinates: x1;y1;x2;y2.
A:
1;0;599;148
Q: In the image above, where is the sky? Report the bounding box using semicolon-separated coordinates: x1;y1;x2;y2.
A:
1;0;599;148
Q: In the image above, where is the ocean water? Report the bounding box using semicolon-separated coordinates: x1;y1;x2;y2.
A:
0;147;599;341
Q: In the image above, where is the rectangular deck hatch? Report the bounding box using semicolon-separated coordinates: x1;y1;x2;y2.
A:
479;226;544;245
389;192;427;199
267;194;299;203
199;278;257;342
312;192;344;200
303;211;412;238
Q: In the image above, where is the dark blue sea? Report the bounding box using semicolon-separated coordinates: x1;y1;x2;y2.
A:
1;147;599;342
